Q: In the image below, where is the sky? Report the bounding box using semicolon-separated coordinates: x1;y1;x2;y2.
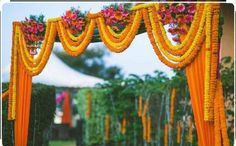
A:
2;3;174;81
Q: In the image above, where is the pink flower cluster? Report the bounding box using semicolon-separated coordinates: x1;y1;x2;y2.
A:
62;9;85;35
21;17;45;43
158;3;196;43
101;4;130;31
56;91;67;105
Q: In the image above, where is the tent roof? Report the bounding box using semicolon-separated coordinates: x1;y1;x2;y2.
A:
2;51;103;88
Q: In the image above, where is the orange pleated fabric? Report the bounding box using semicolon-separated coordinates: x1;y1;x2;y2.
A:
14;59;32;146
61;91;72;126
186;43;215;146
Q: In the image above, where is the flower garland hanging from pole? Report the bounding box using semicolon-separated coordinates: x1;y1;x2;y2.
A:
170;88;176;126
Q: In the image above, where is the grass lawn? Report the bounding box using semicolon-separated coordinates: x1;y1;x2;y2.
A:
49;140;76;146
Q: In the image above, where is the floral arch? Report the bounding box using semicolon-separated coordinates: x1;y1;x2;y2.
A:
2;3;229;146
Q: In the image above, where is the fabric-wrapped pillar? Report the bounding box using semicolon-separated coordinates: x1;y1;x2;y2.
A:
14;59;32;146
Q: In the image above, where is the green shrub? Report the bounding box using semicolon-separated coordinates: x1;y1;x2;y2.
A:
2;83;56;146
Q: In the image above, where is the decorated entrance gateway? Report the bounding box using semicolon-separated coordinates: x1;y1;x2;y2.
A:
2;3;229;146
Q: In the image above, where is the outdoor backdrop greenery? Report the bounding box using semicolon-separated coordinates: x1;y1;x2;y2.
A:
2;83;56;146
73;56;234;146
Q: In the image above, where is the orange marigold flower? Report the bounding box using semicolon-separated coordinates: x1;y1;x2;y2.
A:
115;11;123;20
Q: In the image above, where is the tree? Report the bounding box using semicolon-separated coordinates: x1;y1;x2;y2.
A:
54;45;123;80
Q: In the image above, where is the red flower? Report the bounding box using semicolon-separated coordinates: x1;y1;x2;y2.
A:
169;5;177;13
71;12;77;20
173;37;180;43
168;28;177;35
102;8;115;17
122;11;129;17
178;27;187;34
176;4;185;13
184;14;193;24
66;10;73;18
163;14;173;24
37;23;44;32
187;4;196;14
118;5;124;11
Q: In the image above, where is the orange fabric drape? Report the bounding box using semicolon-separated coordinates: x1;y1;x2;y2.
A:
186;43;215;146
14;59;32;146
61;91;72;126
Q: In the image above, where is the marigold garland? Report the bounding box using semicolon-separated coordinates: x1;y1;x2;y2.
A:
96;11;142;53
105;114;110;142
98;16;134;43
205;4;212;50
142;115;147;141
142;8;205;68
147;115;151;143
153;4;205;52
188;118;193;143
138;96;142;117
217;80;230;146
148;5;206;62
208;4;221;121
214;81;222;146
107;24;130;38
86;92;91;119
131;3;155;11
176;121;181;144
142;98;149;116
121;117;127;135
8;23;18;119
204;50;211;121
164;124;168;146
19;21;53;65
17;22;57;76
58;20;88;46
2;90;9;101
170;88;176;126
57;19;96;56
151;5;205;56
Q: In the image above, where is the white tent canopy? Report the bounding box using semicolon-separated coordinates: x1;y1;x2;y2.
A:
2;50;103;88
